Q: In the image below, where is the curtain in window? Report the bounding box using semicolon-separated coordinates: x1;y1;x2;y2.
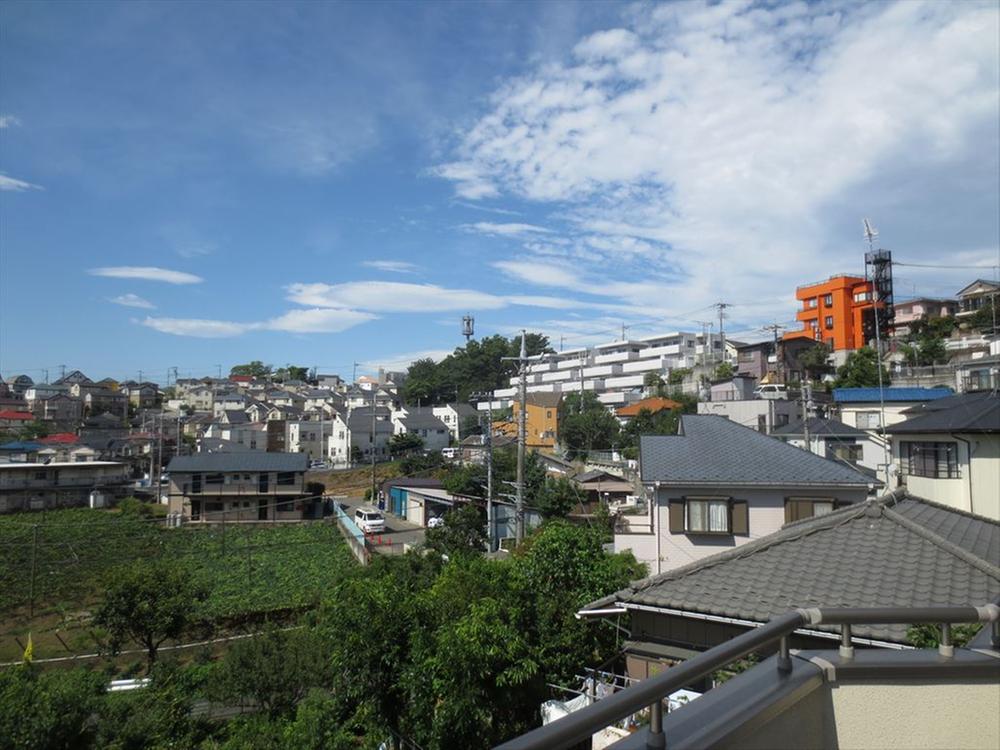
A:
688;501;708;532
709;501;729;531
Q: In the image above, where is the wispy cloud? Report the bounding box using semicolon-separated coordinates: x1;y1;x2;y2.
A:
361;260;420;274
437;0;1000;321
0;115;21;128
358;348;454;372
89;266;204;284
141;307;377;338
461;222;552;237
453;201;521;216
109;293;155;310
287;281;507;312
0;173;42;192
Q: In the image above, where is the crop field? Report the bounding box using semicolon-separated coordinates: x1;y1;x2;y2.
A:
0;508;356;662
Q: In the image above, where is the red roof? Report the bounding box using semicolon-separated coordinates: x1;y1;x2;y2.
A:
0;411;33;421
230;375;253;383
616;397;683;417
38;432;79;444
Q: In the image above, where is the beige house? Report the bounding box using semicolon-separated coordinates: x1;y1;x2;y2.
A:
166;452;312;522
0;461;131;513
887;391;999;521
616;415;875;575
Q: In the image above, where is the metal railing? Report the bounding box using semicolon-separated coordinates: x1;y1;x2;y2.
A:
495;604;1000;750
0;476;131;489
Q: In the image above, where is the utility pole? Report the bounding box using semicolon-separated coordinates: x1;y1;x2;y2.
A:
470;391;495;552
761;323;786;381
715;302;731;364
59;364;66;381
216;364;222;380
802;381;812;453
353;362;359;384
694;321;713;366
370;382;377;508
501;331;542;544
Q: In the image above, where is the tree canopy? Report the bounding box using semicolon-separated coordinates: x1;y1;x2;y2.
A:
401;333;552;406
230;361;271;377
560;391;621;459
833;346;891;388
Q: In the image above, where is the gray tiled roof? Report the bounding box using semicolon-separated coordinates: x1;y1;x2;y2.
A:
771;417;868;438
887;392;1000;434
640;415;873;487
588;491;999;644
399;413;449;431
223;410;249;424
167;452;308;473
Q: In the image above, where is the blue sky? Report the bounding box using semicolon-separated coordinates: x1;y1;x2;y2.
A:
2;0;998;384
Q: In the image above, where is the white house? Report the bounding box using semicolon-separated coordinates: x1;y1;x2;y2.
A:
832;387;953;431
201;421;266;451
615;415;877;574
326;407;394;468
886;392;1000;521
391;411;450;452
772;417;885;475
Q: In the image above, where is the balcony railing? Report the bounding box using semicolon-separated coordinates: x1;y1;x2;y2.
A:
495;603;999;750
0;475;132;490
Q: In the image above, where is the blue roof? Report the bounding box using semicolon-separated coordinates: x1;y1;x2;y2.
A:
0;441;43;451
833;387;953;403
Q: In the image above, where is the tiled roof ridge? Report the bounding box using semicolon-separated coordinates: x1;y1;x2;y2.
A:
881;505;1000;580
886;491;1000;527
622;499;875;597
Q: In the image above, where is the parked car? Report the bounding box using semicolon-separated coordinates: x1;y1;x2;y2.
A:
753;383;789;400
427;516;445;529
354;506;385;534
309;460;329;470
441;447;459;459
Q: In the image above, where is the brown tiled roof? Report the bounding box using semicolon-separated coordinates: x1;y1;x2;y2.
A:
617;397;683;417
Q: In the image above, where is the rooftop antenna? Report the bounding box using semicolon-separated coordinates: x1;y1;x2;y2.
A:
462;314;475;342
863;217;878;252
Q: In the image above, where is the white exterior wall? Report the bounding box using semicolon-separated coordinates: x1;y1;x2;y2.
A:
287;421;325;459
697;399;799;433
614;485;868;574
893;433;1000;521
784;435;885;474
838;403;915;430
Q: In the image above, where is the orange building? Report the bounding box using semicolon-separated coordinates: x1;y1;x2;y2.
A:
500;392;561;449
784;275;876;351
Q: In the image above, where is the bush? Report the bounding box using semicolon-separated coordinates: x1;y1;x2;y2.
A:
0;664;105;750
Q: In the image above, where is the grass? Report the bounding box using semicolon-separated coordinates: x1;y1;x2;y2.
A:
0;507;356;662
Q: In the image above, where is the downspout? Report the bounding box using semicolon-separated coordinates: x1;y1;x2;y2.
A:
654;480;662;576
953;434;975;515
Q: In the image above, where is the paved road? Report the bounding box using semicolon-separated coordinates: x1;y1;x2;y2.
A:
338;495;426;553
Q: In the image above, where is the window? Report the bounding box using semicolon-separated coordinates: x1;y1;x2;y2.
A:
856;411;881;429
903;441;959;479
206;502;224;512
785;498;836;523
686;498;730;533
831;443;863;463
205;473;224;484
823;294;833;306
546;410;552;418
824;316;834;330
276;471;296;486
806;298;818;309
854;291;872;303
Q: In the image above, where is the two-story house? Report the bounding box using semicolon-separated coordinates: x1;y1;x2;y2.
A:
166;452;312;521
615;415;876;574
326;407;394;467
0;460;130;513
391;411;450;452
886;391;999;520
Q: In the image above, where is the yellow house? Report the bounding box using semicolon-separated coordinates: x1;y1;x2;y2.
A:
507;392;561;449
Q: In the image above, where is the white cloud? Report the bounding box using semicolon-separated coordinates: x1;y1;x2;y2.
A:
286;281;508;312
359;348;454;372
438;0;1000;326
461;222;552;237
361;260;420;274
0;173;42;192
141;307;377;338
142;317;249;338
0;115;21;128
109;293;155;310
89;266;204;284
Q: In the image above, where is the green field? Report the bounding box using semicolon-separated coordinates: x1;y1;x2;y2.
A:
0;508;356;662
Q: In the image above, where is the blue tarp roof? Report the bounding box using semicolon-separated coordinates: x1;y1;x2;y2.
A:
833;387;953;403
0;441;43;451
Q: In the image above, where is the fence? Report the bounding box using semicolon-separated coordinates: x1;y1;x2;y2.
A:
332;499;370;565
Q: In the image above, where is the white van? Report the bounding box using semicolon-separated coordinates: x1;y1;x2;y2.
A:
354;506;385;534
753;384;789;400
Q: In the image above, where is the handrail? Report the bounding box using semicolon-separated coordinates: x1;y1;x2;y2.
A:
494;604;999;750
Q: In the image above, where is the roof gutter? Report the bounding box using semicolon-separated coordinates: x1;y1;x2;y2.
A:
619;602;912;650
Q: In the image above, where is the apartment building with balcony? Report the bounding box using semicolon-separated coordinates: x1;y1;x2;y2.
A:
784;275;877;362
166;452;311;521
0;460;131;513
483;331;726;412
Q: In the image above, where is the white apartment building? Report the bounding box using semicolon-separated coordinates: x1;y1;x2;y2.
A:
481;331;728;411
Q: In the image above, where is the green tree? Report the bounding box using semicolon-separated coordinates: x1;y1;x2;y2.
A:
273;365;310;383
229;361;271;378
95;560;208;667
425;503;488;557
349;445;363;465
834;347;890;388
388;432;424;457
441;462;486;496
899;316;956;366
94;662;210;750
18;419;51;441
643;371;665;396
796;343;833;380
906;622;981;648
534;477;580;519
668;367;692;385
211;627;331;717
713;362;735;380
560;392;620;459
461;413;482;438
282;690;358;750
0;665;105;750
967;299;997;333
